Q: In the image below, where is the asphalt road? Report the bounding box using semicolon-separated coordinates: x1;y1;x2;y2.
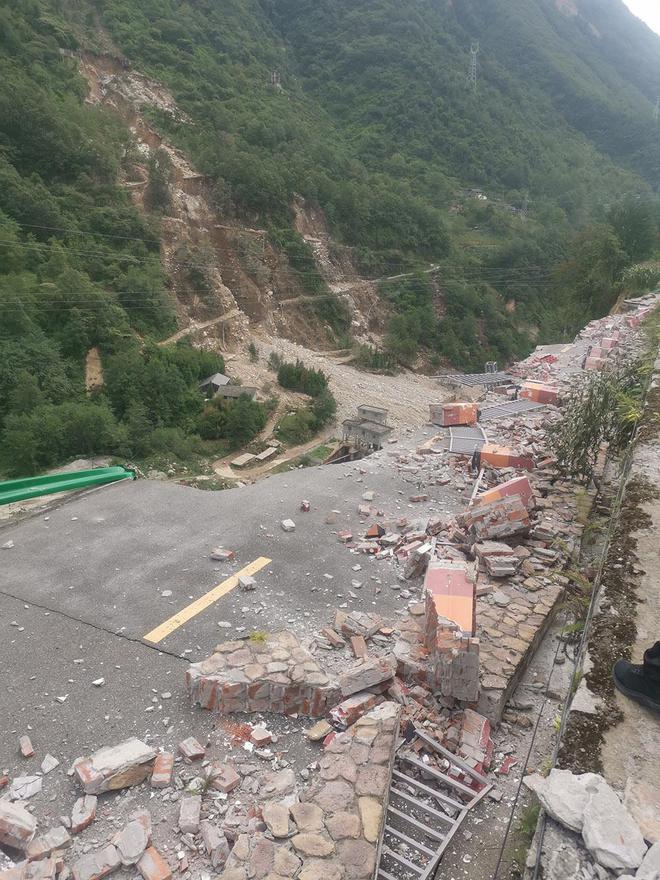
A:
0;432;465;770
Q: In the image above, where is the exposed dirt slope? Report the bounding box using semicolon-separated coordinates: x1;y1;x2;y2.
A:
78;52;341;351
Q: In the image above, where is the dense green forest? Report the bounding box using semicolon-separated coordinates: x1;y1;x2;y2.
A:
1;0;660;473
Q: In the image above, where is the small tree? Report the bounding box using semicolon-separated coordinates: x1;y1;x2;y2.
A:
549;364;646;481
144;149;172;214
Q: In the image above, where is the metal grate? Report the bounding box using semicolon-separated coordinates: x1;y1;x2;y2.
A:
376;726;492;880
435;371;513;387
448;426;486;454
479;399;545;421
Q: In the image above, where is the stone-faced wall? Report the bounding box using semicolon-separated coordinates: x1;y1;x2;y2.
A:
186;631;340;718
219;703;401;880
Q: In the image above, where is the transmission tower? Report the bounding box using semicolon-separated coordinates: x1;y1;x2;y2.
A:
520;191;529;222
654;96;660;123
468;42;479;92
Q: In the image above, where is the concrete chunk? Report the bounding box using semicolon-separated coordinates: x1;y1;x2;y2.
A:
199;821;229;869
74;739;156;795
115;817;150;866
582;784;647;871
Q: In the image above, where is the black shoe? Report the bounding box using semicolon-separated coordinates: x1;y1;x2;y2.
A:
613;642;660;714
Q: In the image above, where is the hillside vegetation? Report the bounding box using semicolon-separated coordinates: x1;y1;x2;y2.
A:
1;0;660;472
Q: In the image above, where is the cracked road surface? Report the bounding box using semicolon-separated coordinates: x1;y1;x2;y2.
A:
0;431;465;766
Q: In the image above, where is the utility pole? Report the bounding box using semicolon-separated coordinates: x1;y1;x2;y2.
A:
654;96;660;123
468;42;479;92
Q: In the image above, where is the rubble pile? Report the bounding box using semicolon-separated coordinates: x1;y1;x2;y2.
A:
186;631;339;717
525;769;660;879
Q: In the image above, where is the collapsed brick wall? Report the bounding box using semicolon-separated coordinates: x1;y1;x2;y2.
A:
186;632;340;718
423;561;480;705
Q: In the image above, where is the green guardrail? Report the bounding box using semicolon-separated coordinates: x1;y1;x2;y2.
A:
0;466;136;506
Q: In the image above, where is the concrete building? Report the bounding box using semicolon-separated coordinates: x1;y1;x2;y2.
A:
342;405;393;450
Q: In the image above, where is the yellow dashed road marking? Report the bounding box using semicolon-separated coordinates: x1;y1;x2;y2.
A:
143;556;271;644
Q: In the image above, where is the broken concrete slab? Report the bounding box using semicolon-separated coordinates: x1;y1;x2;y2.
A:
74;739;156;795
0;800;37;850
582;783;647;872
9;776;42;800
523;770;606;832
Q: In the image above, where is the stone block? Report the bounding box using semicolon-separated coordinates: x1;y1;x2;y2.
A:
178;797;201;834
71;846;120;880
27;827;71;861
115;816;150;866
339;657;395;698
0;800;37;850
200;821;230;869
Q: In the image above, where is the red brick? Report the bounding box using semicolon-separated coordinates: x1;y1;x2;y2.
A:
137;848;171;880
430;402;478;427
350;636;368;659
177;737;205;760
19;736;35;758
519;381;558;405
150;753;173;789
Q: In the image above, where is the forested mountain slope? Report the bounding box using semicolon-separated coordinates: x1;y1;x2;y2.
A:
1;0;660;474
